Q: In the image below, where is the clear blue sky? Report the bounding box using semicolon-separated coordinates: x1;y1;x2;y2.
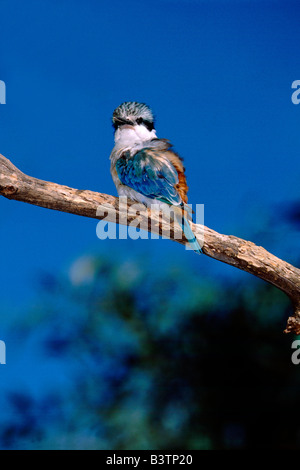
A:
0;0;300;306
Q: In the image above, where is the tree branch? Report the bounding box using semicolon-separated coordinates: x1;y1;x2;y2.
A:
1;153;300;334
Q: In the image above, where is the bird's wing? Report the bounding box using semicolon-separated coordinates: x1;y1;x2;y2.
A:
115;146;182;206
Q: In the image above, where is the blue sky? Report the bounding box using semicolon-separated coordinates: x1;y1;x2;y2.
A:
0;0;300;307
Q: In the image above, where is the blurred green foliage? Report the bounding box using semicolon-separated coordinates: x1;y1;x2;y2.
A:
1;249;300;450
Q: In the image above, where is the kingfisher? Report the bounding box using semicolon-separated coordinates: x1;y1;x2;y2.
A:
109;101;202;254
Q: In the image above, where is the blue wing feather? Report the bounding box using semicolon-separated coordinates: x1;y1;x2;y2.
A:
115;148;181;205
115;144;202;255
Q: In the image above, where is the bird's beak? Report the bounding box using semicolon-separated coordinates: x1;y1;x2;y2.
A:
114;117;134;127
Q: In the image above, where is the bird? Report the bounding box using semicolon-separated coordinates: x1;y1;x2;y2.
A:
109;101;202;254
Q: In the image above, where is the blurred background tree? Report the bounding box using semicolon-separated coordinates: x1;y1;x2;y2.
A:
0;200;299;450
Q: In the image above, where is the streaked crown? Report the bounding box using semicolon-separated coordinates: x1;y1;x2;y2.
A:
112;101;155;131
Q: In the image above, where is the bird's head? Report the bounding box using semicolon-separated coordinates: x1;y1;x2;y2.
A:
112;102;155;134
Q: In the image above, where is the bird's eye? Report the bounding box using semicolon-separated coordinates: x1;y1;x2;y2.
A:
143;120;154;131
136;117;143;125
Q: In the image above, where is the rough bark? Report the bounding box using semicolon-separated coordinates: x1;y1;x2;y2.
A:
1;153;299;334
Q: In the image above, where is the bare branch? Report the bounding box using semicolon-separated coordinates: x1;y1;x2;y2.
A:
1;153;300;334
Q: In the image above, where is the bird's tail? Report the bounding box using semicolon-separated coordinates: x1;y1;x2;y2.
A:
173;205;203;255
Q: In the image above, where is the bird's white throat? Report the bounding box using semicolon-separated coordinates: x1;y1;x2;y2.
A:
114;124;157;146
